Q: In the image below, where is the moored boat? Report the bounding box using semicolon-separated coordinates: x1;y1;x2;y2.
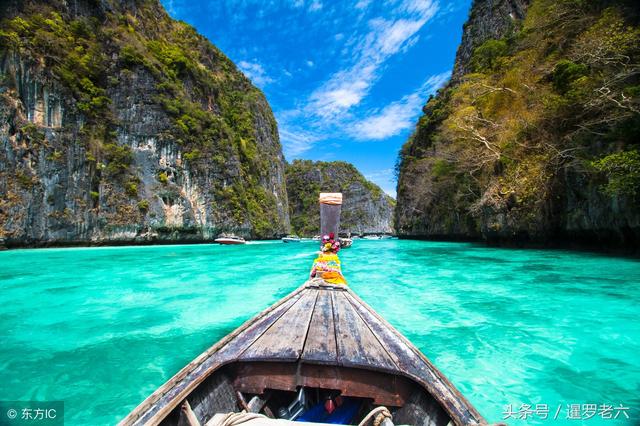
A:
339;237;353;248
122;193;485;426
362;234;381;240
282;235;301;243
214;235;246;245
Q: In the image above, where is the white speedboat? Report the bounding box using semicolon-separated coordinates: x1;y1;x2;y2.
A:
214;235;246;245
363;234;381;240
282;235;301;243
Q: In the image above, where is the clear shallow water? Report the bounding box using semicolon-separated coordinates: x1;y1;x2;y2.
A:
0;240;638;425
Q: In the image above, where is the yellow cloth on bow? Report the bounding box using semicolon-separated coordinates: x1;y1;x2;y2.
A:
310;252;347;285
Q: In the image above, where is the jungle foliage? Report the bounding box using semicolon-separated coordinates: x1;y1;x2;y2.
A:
396;0;640;238
0;1;283;236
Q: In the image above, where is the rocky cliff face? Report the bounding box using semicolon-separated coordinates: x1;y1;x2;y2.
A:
0;0;290;247
286;160;394;236
396;0;640;247
452;0;530;81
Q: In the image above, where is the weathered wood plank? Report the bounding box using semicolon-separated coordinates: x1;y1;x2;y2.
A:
301;288;338;364
343;292;425;376
345;291;485;426
214;292;305;361
331;291;397;371
240;289;319;361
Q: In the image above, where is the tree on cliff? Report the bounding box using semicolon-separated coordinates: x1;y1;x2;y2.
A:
395;0;639;246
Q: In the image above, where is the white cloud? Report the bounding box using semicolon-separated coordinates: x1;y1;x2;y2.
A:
238;60;274;87
306;0;438;119
306;60;314;67
334;33;344;41
309;0;323;12
355;0;372;9
279;127;322;157
372;18;425;55
352;103;416;140
365;168;394;181
350;71;450;140
400;0;439;14
309;77;370;117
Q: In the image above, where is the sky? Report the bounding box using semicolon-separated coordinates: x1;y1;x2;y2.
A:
160;0;472;197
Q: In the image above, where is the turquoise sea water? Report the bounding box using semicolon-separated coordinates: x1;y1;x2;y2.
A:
0;240;638;425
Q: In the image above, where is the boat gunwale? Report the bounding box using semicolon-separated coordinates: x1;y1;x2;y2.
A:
120;281;486;426
345;289;486;425
119;285;308;425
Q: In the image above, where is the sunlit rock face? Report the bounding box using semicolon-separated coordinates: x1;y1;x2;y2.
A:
0;0;290;246
451;0;531;82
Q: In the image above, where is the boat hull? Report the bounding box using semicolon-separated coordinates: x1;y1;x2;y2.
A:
120;281;486;426
214;239;246;245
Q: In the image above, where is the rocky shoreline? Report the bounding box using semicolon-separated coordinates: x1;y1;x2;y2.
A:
396;234;640;255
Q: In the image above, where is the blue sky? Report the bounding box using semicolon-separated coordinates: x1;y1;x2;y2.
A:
160;0;472;197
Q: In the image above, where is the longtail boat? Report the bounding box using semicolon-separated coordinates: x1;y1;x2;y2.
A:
121;193;486;426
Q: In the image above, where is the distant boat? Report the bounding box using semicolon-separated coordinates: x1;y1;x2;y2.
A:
311;235;321;241
339;237;353;248
380;234;393;239
363;234;381;240
214;235;246;245
282;235;301;243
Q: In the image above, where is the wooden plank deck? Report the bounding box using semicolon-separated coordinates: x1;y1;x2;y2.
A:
234;282;399;373
300;288;338;364
331;290;397;371
121;280;485;425
240;289;318;361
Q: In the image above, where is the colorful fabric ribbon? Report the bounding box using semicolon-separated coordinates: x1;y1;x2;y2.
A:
310;252;347;285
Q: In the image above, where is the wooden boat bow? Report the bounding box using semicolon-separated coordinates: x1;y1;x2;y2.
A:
120;280;486;425
122;193;486;425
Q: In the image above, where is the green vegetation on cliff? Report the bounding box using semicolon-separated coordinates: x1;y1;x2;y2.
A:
0;0;289;242
286;160;394;236
396;0;639;245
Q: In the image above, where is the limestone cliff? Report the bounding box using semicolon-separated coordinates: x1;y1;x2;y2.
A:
0;0;290;247
286;160;394;236
395;0;640;247
451;0;530;81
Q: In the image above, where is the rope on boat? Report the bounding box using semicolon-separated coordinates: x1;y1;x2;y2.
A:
206;411;265;426
357;406;393;426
